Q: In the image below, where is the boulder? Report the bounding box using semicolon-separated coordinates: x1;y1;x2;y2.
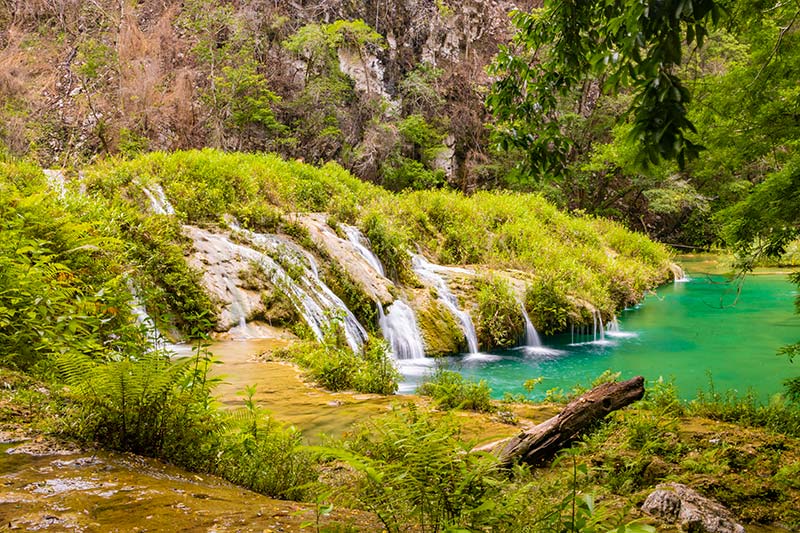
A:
641;482;745;533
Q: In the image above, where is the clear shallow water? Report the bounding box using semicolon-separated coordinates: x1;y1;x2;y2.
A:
400;270;800;400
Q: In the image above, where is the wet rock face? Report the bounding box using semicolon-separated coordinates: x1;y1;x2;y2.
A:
642;483;745;533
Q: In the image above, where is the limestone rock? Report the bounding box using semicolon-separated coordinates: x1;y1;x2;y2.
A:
642;482;745;533
298;214;394;305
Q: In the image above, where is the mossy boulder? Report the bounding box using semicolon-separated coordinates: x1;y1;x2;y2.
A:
417;300;467;356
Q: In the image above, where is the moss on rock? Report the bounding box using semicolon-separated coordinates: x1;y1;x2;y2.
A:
417;299;466;356
322;260;379;334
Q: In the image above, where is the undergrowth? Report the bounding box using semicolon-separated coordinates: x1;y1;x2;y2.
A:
417;367;495;412
276;336;400;395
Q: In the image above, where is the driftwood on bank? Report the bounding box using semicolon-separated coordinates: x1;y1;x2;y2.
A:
493;376;645;468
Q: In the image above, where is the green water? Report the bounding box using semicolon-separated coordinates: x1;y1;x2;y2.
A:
401;268;800;400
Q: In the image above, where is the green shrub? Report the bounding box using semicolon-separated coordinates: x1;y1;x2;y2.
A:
280;337;399;395
123;213;217;334
353;338;400;395
417;368;495;412
774;462;800;489
310;347;361;391
0;164;132;373
217;386;316;500
689;376;800;437
397;114;446;165
333;406;505;532
525;275;572;335
323;261;378;333
58;341;316;499
381;156;446;192
361;211;412;283
57;342;221;466
475;276;524;349
231;200;283;233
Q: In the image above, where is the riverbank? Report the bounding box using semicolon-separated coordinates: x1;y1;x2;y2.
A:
3;362;800;532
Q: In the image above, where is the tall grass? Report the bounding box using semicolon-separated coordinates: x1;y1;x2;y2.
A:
690;375;800;437
80;149;673;334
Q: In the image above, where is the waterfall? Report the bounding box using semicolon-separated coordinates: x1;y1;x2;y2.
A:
569;309;607;344
43;169;67;199
225;277;257;339
379;301;426;360
411;254;479;353
605;315;636;339
127;281;165;348
339;224;428;359
342;225;385;276
235;228;369;353
671;263;690;283
520;303;541;347
142;183;175;216
595;310;605;342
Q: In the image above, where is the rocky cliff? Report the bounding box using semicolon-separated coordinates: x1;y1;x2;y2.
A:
0;0;539;189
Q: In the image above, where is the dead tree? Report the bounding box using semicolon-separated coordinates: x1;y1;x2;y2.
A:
493;376;645;468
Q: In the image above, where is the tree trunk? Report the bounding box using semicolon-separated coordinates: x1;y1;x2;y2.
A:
493;376;645;468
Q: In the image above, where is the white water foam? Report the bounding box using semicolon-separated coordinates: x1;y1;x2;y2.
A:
379;301;427;360
411;254;479;353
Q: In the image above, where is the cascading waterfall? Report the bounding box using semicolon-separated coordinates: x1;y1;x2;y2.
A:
342;224;385;276
520;303;542;347
226;277;257;339
671;263;690;283
236;228;369;353
605;316;637;339
127;281;166;348
569;309;606;344
43;169;67;199
142;183;175;216
595;309;605;342
379;301;427;360
336;223;428;360
411;254;479;353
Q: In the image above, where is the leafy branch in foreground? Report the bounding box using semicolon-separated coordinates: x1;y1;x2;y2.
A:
488;0;720;175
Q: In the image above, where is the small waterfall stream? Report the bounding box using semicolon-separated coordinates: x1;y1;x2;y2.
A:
569;309;606;344
142;183;175;216
342;225;385;276
379;301;427;360
520;304;542;347
127;281;167;348
595;310;605;342
671;263;691;283
411;254;479;353
605;316;636;339
242;228;369;353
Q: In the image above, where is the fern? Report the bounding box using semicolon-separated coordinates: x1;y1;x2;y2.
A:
58;343;221;458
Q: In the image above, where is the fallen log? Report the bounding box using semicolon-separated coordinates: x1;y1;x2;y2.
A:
492;376;645;468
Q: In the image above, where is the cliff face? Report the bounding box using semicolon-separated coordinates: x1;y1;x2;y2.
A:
0;0;537;189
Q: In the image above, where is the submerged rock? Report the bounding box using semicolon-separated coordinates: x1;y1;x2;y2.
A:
642;482;745;533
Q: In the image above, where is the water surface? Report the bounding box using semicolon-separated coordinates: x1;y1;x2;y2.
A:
401;267;800;400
